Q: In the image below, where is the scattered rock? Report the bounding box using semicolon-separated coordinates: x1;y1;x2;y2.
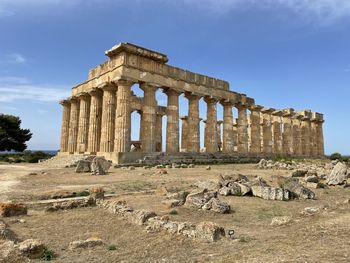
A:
75;160;91;173
194;180;220;191
185;190;217;209
91;157;111;175
188;164;195;168
292;169;308;177
302;207;320;215
305;175;319;183
0;219;17;241
162;199;184;208
45;197;95;212
327;162;348;185
202;198;231;214
68;237;103;250
0;203;28;217
16;239;45;259
206;166;211;170
306;182;322;189
194;221;226;242
277;177;315;199
271;216;292;226
128;166;135;170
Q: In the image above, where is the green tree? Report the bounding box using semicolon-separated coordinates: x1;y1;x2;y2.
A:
0;114;32;152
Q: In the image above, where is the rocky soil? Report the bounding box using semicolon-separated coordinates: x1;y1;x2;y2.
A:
0;158;349;262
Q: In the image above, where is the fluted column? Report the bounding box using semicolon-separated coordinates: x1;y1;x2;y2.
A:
87;88;103;154
99;83;117;152
204;97;218;153
236;103;249;154
140;83;158;152
114;80;133;153
180;116;188;152
221;102;235;153
165;89;180;153
156;112;163;152
249;105;263;154
217;120;223;152
76;92;91;153
272;111;283;155
316;118;325;156
67;97;80;153
300;111;311;156
186;94;200;153
261;108;274;154
282;109;294;155
59;100;71;153
292;114;303;156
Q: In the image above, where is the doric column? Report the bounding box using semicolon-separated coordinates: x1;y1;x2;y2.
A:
186;94;200;153
221;102;235;153
87;88;103;154
282;109;294;155
272;110;283;155
300;111;311;157
59;99;71;153
249;105;263;155
292;114;303;156
76;92;91;153
140;83;158;152
217;120;223;152
261;108;274;154
114;80;133;153
164;89;180;153
233;118;238;152
180;116;188;152
99;83;117;153
156;112;163;152
67;97;80;153
204;97;218;153
236;103;249;154
315;114;325;156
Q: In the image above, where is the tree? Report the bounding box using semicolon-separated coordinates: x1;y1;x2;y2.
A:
0;114;32;152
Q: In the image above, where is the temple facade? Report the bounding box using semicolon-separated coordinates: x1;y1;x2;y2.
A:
59;43;325;163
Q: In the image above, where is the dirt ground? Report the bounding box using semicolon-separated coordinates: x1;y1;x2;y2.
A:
0;161;349;263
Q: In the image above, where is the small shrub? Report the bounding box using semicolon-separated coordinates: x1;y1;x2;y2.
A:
75;191;90;197
330;153;342;161
108;245;117;251
41;247;55;261
180;191;190;200
169;209;178;215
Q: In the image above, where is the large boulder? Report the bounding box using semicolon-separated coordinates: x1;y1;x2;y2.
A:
91;157;112;175
194;180;220;191
75;160;91;173
291;169;308;177
327;162;348;185
185;190;217;209
277;177;315;199
194;222;226;242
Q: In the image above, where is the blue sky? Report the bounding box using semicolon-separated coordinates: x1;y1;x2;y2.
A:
0;0;349;154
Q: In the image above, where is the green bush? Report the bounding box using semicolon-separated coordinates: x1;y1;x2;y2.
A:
108;245;117;251
330;153;342;160
169;209;178;215
75;191;90;197
41;247;55;261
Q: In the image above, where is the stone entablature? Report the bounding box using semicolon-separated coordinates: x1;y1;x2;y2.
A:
59;42;325;163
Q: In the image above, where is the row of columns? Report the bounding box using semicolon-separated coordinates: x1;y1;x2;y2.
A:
60;82;324;157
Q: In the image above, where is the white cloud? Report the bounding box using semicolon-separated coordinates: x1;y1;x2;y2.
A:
0;76;70;102
5;53;27;64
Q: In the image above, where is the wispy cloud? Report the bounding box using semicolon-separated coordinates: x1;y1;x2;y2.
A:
4;53;27;64
0;76;70;102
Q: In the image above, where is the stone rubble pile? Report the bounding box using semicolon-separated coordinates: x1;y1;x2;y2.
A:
0;239;46;262
39;154;91;168
45;197;96;212
98;199;226;242
184;190;231;214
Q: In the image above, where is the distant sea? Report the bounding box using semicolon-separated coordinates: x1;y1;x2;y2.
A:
0;150;58;155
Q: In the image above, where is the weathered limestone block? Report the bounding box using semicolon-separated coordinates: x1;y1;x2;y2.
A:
69;238;104;250
75;160;91;173
91;157;112;175
201;198;231;214
185;190;217;209
276;177;315;199
251;186;290;201
194;222;226;242
271;216;293;226
327;162;348;185
16;239;45;259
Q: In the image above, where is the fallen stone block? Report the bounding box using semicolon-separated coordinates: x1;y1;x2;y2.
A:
291;169;308;177
16;239;45;259
270;216;292;226
75;160;91;173
277;177;315;199
162;199;184;208
327;162;348;186
194;221;226;242
201;198;231;214
185;190;217;209
45;197;95;212
251;186;290;201
0;220;17;241
68;237;103;250
91;157;111;175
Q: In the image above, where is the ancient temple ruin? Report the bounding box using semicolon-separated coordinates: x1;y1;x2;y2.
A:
59;43;325;163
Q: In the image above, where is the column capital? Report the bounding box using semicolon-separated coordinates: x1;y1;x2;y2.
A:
184;92;201;100
292;113;304;120
98;82;117;91
163;87;181;96
250;105;264;112
88;87;103;96
220;99;234;107
272;110;284;117
139;82;159;92
235;102;247;110
115;79;134;87
282;108;295;117
76;91;90;100
59;99;70;106
203;96;218;104
67;96;78;103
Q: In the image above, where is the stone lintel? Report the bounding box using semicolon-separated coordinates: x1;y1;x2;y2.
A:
250;105;264;111
272;110;284;116
98;81;116;91
76;91;90;99
282;108;295;117
292;113;304;120
298;110;312;118
105;42;169;63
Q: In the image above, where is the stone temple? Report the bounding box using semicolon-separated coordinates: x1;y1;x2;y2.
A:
58;43;325;164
